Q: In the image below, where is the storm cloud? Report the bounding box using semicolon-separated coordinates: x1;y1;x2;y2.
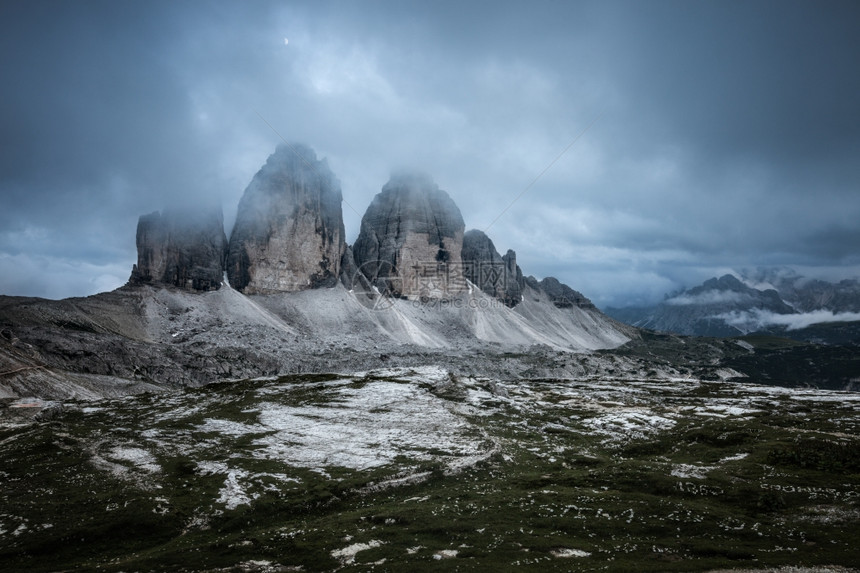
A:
2;0;859;305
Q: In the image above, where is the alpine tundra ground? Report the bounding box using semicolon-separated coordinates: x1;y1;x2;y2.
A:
1;366;858;572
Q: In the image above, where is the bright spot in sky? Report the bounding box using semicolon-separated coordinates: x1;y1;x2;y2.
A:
284;38;289;45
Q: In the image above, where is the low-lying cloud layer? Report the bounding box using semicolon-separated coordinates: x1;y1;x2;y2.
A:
666;291;750;307
2;1;859;306
715;309;860;333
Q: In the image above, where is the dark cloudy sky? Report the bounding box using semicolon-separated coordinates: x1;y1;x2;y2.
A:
2;0;859;307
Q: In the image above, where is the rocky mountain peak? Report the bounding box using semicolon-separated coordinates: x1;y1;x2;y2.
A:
538;277;595;309
461;229;524;307
680;273;789;311
129;205;227;291
739;268;860;313
704;274;745;291
225;144;346;294
352;173;466;299
605;271;800;337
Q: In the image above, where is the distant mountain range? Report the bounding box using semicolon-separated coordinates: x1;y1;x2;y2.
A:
604;269;860;343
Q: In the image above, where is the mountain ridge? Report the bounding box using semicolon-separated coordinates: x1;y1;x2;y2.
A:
0;143;638;400
605;270;860;341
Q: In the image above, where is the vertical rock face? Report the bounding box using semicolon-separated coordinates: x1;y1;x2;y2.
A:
129;206;227;291
226;144;346;294
502;250;525;306
339;245;360;289
352;173;466;299
461;229;524;307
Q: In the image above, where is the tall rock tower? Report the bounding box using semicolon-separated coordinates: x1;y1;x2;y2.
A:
352;172;466;299
226;144;346;293
461;229;524;307
129;206;227;291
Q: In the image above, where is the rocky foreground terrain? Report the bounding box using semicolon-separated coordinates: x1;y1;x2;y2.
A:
1;366;858;572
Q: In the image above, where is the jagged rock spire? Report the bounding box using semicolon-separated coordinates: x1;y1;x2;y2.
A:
226;144;346;294
129;205;227;291
352;172;466;299
461;229;524;307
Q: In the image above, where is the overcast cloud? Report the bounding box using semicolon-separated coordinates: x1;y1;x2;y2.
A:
2;0;859;306
716;309;860;333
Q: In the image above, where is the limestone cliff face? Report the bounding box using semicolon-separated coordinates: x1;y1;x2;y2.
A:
226;144;346;294
461;229;524;307
353;173;466;299
502;250;525;306
129;206;227;291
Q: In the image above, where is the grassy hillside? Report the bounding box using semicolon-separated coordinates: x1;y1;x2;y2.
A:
1;368;858;571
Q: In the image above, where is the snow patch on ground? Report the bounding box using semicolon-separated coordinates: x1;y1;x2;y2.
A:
197;462;256;510
108;446;161;474
255;380;484;470
433;549;459;560
671;464;714;479
219;471;255;510
196;461;299;510
331;540;384;564
699;403;762;418
198;418;263;437
584;410;677;441
552;548;591;558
